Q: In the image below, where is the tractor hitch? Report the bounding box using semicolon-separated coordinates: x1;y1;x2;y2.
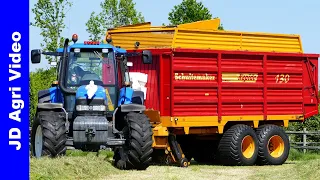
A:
85;127;96;142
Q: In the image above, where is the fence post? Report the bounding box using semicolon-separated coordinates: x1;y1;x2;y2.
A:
303;128;307;154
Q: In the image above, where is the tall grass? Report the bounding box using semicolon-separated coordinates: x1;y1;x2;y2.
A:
288;148;320;161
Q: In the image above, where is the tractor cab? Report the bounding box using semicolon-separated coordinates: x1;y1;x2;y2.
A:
55;40;123;115
58;43;118;87
31;34;152;116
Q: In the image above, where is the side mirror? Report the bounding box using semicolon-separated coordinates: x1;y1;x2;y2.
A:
142;50;152;64
31;49;41;64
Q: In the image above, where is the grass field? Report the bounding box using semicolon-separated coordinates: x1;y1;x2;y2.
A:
30;149;320;180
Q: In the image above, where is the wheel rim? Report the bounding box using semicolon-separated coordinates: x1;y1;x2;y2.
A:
267;135;285;158
183;161;188;167
35;125;43;158
241;135;255;159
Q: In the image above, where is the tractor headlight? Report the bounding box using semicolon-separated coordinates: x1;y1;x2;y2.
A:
76;105;106;111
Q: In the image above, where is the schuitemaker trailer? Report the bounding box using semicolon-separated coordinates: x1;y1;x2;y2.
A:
106;19;319;166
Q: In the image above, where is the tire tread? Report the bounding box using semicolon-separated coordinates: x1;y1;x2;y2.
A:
31;111;67;157
218;124;258;166
115;112;153;170
256;124;290;165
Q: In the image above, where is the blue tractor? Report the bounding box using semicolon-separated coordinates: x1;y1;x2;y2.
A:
30;35;154;170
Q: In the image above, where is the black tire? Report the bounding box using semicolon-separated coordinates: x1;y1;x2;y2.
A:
256;124;290;165
114;112;153;170
31;111;67;158
218;124;258;166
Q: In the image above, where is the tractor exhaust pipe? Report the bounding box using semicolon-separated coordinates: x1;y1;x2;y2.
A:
58;38;76;95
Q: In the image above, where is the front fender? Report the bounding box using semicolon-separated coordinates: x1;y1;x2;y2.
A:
120;104;146;112
37;103;63;110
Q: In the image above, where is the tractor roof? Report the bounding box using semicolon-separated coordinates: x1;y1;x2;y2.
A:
56;42;126;54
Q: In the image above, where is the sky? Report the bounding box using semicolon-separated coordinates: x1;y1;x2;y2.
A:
29;0;320;72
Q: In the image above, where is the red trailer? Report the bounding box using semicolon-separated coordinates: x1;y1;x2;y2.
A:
107;20;320;167
127;48;319;121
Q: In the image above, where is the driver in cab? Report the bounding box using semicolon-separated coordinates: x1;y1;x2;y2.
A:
69;66;84;85
69;65;101;85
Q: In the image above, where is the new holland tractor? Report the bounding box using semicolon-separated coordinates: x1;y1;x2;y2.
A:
30;34;154;170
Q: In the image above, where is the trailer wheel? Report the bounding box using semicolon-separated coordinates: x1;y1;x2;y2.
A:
114;112;153;170
31;111;67;158
218;124;258;166
256;124;290;165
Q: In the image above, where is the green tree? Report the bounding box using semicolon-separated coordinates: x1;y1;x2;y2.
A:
86;12;105;41
86;0;145;41
168;0;224;30
30;0;72;63
29;67;57;125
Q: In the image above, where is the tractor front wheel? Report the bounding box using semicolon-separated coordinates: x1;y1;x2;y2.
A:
114;112;153;170
31;111;67;158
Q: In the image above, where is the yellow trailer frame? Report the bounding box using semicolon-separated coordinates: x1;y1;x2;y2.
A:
105;18;303;53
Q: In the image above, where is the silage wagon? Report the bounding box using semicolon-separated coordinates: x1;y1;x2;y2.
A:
105;18;319;166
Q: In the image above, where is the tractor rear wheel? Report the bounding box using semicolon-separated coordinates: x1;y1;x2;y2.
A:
218;124;258;166
31;111;67;158
256;124;290;165
114;112;153;170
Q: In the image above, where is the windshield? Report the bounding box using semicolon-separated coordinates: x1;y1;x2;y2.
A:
66;48;116;88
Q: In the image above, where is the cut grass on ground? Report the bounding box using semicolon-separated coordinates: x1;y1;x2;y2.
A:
30;149;320;180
